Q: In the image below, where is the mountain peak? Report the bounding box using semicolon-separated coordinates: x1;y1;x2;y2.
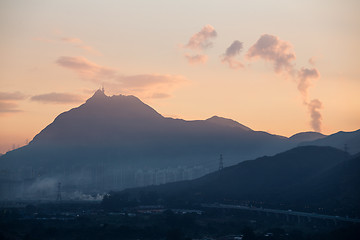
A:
205;116;252;131
86;89;108;102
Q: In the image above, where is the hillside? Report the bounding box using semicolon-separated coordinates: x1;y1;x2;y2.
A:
104;146;360;216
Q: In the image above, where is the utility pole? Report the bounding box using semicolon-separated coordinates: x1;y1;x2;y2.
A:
218;154;224;171
56;182;62;201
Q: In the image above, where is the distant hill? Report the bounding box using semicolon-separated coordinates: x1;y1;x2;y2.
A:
289;131;326;143
204;116;252;131
300;129;360;154
0;90;358;199
0;90;293;198
105;146;360;216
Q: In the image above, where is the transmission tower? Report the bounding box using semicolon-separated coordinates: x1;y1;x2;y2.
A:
56;182;62;201
218;154;224;171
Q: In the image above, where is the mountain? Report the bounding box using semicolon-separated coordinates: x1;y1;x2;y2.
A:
204;116;252;131
289;131;326;143
300;129;360;154
0;90;357;199
105;146;360;216
0;90;293;198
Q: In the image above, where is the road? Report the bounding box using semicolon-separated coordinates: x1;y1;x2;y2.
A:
202;203;360;223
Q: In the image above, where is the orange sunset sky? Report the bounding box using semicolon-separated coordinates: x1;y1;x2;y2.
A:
1;0;360;154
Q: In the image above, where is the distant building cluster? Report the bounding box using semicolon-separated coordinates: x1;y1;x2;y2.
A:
0;164;212;200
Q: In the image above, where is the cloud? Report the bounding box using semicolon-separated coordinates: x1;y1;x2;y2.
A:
56;56;116;80
151;93;171;99
0;101;21;113
0;91;26;114
184;54;208;64
185;25;217;50
60;37;101;55
247;34;296;75
307;99;322;132
113;74;187;99
31;93;84;104
181;25;217;65
0;91;26;100
56;56;187;99
221;40;244;69
35;35;101;55
297;67;320;98
61;37;83;44
308;56;317;66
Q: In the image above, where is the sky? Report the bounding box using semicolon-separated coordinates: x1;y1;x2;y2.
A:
1;0;360;154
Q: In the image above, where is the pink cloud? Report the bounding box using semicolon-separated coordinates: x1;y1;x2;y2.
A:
31;92;84;104
60;37;101;55
0;91;27;114
185;25;217;50
56;56;187;99
247;34;296;75
151;93;171;99
0;91;26;100
0;101;21;114
181;25;217;65
221;40;244;69
184;54;208;64
35;35;101;55
56;56;116;80
308;56;317;66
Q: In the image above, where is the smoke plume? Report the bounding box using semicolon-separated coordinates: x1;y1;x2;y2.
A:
307;99;323;132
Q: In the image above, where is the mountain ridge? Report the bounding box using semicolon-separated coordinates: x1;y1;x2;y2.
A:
1;90;359;199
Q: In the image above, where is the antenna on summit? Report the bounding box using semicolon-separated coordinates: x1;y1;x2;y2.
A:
101;84;105;93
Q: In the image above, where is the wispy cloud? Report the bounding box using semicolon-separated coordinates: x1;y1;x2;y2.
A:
182;25;217;65
56;56;187;99
150;93;171;99
247;34;296;75
184;54;208;65
35;35;101;55
221;40;244;69
0;91;27;100
0;101;22;113
308;56;317;66
31;93;84;104
185;25;217;50
56;56;116;80
60;37;101;55
0;91;26;114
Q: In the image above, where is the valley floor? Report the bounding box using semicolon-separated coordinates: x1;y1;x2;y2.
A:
0;201;359;240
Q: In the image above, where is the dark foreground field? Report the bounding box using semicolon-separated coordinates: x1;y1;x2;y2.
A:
1;201;359;240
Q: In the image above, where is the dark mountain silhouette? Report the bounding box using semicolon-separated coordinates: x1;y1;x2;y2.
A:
106;146;360;216
204;116;252;131
0;90;358;199
0;90;292;170
289;131;326;143
300;129;360;154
